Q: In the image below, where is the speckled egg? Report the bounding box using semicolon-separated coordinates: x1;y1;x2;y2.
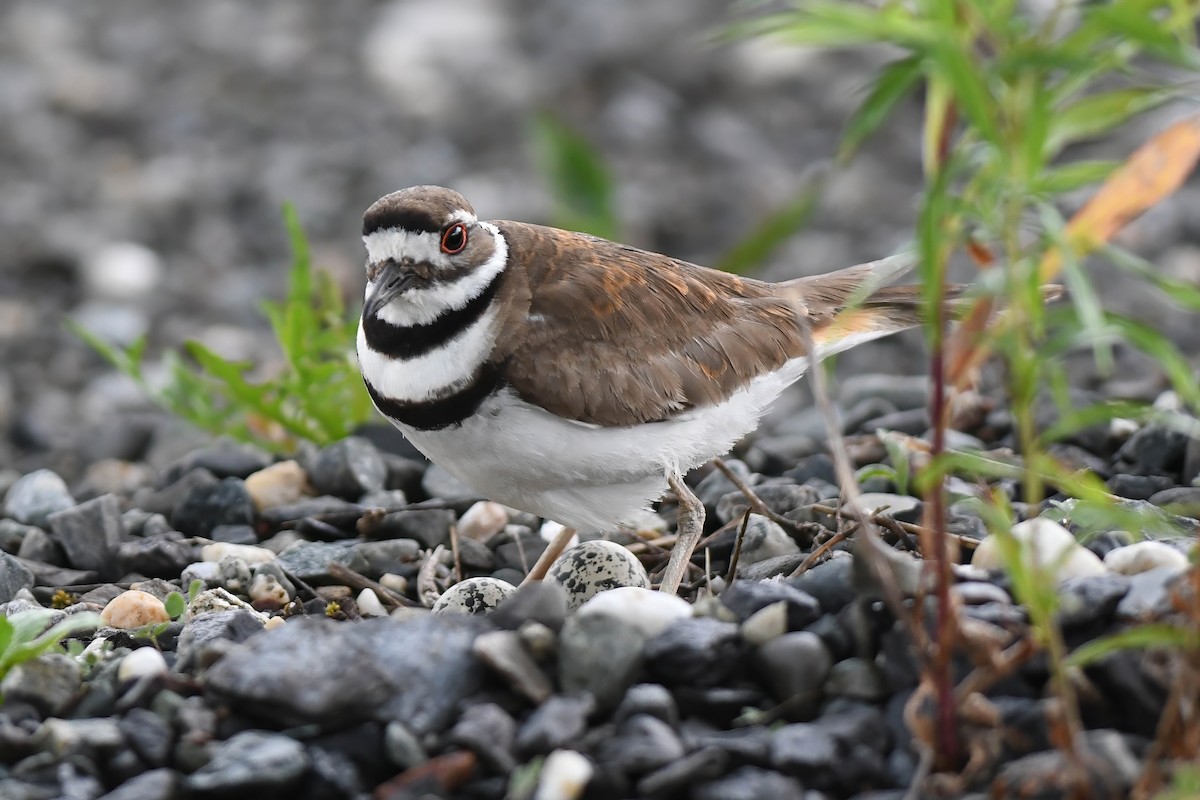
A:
548;539;650;611
431;577;517;615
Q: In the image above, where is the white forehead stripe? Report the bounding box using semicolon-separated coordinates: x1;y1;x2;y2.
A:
362;208;478;266
365;222;508;327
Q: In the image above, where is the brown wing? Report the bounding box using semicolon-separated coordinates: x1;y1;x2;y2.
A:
493;222;809;427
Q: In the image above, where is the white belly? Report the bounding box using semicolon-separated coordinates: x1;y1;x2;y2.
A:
396;358;811;533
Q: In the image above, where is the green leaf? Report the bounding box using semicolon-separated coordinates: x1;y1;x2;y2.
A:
1031;160;1119;195
1067;623;1200;668
534;114;617;240
930;40;1000;146
840;55;925;162
0;616;14;659
187;579;204;604
716;177;823;275
1045;88;1174;156
164;592;186;620
750;3;934;49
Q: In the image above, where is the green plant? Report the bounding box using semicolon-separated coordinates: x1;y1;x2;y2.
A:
744;0;1200;781
71;205;377;452
0;609;103;683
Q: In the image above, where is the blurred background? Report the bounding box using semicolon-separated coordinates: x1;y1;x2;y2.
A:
1;0;1197;475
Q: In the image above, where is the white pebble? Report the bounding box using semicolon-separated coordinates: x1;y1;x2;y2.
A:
181;561;220;586
199;543;276;565
1104;540;1190;575
458;501;508;542
549;540;650;611
576;587;690;637
100;590;171;629
244;460;309;511
249;573;291;606
539;520;575;547
117;647;168;682
740;600;789;646
534;749;593;800
431;577;516;615
185;588;268;622
356;588;388;617
263;616;287;631
81;242;162;299
971;518;1107;582
379;573;408;594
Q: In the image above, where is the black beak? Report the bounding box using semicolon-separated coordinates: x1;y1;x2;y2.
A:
363;260;419;319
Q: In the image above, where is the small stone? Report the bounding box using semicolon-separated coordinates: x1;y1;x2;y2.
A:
1104;540;1190;575
0;551;35;602
770;722;838;774
0;653;82;715
534;750;593;800
101;590;171;629
217;556;254;595
4;469;75;527
34;716;124;757
244;460;309;511
432;576;517;615
972;517;1108;582
787;553;856;613
1119;424;1187;475
1116;565;1187;621
637;746;729;796
163;443;272;483
992;729;1140;800
1107;473;1175;501
740;601;789;645
175;609;266;674
692;766;804;800
249;573;291;607
379;573;408;595
458;501;508;542
613;683;678;727
351;538;422;577
755;631;832;702
95;768;178;800
47;493;125;574
576;586;690;637
951;581;1012;605
117;647;169;682
184;730;309;794
384;722;427;769
118;535;196;579
370;508;455;548
716;483;819;524
276;540;369;582
171;477;255;538
825;657;888;701
558;612;645;711
721;579;821;629
488;580;569;632
185;588;268;622
1149;486;1200;517
356;588;388;617
181;561;220;587
1057;573;1131;628
848;492;921;521
599;714;685;775
207;523;258;546
308;437;387;500
644;617;743;687
695;459;754;510
474;629;553;704
736;515;802;565
448;702;517;774
548;540;650;611
199;542;276;564
15;525;61;563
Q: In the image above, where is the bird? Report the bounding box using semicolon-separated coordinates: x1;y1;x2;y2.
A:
357;185;944;594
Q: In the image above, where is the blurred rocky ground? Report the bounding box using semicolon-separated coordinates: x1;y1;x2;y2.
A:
0;0;1197;477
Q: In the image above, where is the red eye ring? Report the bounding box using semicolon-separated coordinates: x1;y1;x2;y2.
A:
440;223;468;255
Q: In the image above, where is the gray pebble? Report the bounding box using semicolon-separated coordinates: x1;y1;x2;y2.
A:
275;540;369;583
448;702;517;774
558;612;645;712
0;551;35;603
692;765;804;800
184;730;308;794
825;657;888;702
721;578;821;629
4;469;75;528
644;617;743;687
308;437;387;500
599;714;685;775
171;477;255;539
613;683;678;728
48;494;125;575
755;631;832;703
0;653;82;716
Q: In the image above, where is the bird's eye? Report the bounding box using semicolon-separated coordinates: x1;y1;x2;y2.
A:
441;223;468;255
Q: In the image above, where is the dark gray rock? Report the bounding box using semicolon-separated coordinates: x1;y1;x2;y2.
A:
175;610;267;674
695;459;754;511
1057;574;1130;629
117;535;195;579
637;746;728;796
1107;473;1174;501
0;653;82;715
351;538;421;578
559;612;646;711
784;453;838;486
644;617;743;687
118;708;173;768
516;694;594;755
716;483;819;524
1148;485;1200;516
208;524;258;546
308;437;387;500
614;683;678;728
770;722;838;774
992;729;1141;800
4;469;75;528
487;580;569;632
162;442;272;483
692;765;805;800
0;519;40;554
682;724;773;763
47;494;124;574
1119;423;1188;475
1116;565;1186;621
0;551;35;602
1083;530;1133;559
184;730;308;795
171;477;255;538
473;630;553;704
491;528;549;573
787;554;856;613
755;631;832;703
96;768;179;800
369;509;454;549
721;579;821;629
842;396;899;434
737;553;806;581
840;374;929;411
275;540;369;583
825;657;887;702
448;702;517;774
599;714;685;775
16;527;63;565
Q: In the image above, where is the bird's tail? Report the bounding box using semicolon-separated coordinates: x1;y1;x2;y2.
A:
780;252;1063;358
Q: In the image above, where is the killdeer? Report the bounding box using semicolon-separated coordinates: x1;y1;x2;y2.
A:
357;186;939;594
